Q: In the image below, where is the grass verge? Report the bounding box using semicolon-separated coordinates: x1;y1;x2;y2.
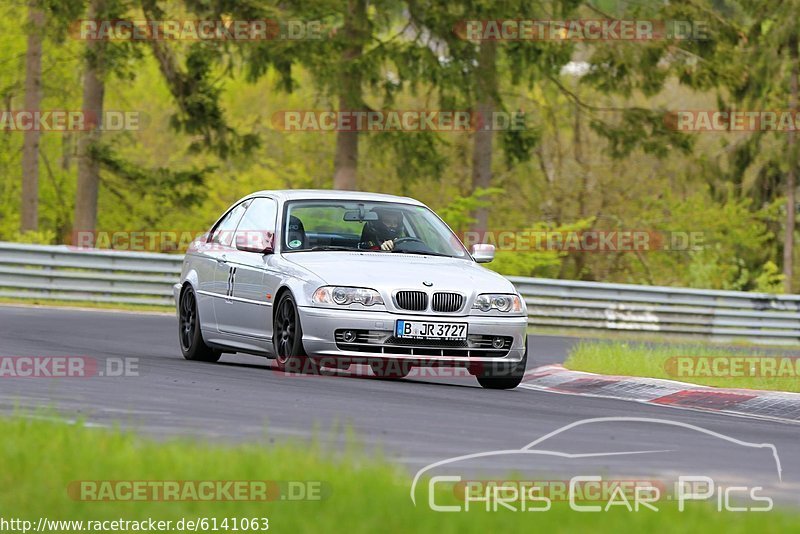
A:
0;416;797;532
0;297;172;314
564;341;800;393
529;327;800;350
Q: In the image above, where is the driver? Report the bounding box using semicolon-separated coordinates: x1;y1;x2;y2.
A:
360;208;407;250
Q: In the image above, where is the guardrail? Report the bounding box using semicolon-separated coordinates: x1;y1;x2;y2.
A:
0;242;182;307
510;276;800;344
2;242;800;344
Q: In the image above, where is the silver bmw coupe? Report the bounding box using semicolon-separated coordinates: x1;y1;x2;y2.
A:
174;190;528;389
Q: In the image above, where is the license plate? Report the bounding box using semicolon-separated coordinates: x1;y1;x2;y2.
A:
395;320;467;340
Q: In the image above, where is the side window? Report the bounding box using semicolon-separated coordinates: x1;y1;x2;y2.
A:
234;198;278;244
209;201;248;247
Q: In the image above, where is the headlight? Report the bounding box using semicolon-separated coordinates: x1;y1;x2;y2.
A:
473;293;522;313
312;286;384;307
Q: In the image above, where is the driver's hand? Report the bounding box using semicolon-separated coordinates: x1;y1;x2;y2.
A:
380;239;395;251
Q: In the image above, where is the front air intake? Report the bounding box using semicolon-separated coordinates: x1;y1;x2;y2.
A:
395;291;428;311
431;292;464;313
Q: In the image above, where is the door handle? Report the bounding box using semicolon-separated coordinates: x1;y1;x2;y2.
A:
217;255;228;264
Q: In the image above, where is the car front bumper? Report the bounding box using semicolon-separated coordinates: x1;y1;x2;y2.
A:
297;306;527;365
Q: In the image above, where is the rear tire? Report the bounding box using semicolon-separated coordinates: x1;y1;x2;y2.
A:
178;286;221;363
273;293;317;374
476;348;527;390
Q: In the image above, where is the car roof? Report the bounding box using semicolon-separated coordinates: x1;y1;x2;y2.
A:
244;189;425;206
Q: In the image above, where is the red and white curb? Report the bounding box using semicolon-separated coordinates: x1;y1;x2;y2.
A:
520;365;800;424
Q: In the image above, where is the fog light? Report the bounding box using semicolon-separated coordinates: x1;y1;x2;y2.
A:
492;337;505;349
342;330;357;343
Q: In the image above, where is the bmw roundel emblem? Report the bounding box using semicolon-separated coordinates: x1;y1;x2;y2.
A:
423;281;433;287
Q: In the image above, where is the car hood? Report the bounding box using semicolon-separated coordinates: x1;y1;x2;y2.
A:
282;251;516;293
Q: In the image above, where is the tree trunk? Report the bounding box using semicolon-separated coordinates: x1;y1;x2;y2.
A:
785;33;798;293
333;93;359;190
572;102;589;279
332;0;365;191
470;39;497;235
74;0;106;234
21;0;44;232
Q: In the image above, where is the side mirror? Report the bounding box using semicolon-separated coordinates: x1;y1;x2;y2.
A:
471;243;495;263
236;231;274;254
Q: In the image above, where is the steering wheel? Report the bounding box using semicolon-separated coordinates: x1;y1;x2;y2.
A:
393;237;425;246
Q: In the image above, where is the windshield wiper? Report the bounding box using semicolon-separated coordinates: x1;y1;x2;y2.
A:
307;246;357;252
392;250;454;258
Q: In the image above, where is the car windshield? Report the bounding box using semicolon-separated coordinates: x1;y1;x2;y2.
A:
282;200;470;259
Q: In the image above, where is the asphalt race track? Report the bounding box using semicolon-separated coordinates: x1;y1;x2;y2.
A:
1;305;798;505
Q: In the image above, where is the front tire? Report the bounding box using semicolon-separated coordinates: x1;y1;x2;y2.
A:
179;286;220;362
476;348;527;390
273;293;316;374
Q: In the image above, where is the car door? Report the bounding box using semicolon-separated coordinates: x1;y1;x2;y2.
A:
221;197;281;339
187;236;219;335
207;201;249;333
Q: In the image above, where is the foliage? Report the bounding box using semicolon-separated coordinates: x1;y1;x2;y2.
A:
437;187;503;234
754;261;785;294
3;0;800;292
488;219;594;279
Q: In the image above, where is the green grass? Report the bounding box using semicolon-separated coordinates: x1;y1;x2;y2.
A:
0;416;797;532
528;327;800;350
564;341;800;393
